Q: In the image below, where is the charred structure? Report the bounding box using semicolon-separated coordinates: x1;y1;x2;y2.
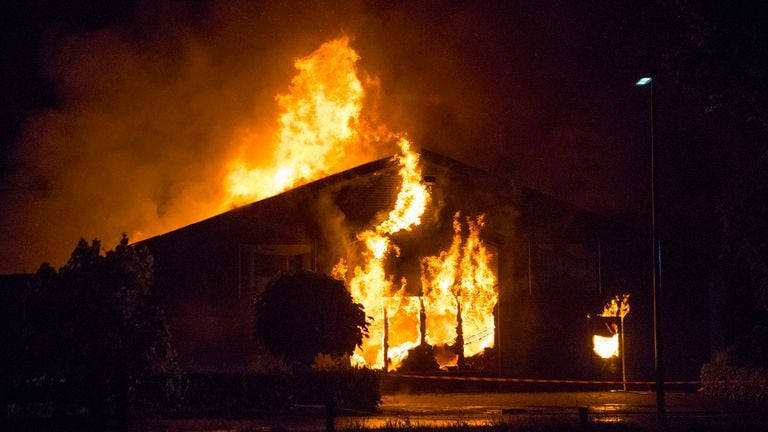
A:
141;149;643;379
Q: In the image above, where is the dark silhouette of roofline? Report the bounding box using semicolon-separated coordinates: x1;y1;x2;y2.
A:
141;148;632;244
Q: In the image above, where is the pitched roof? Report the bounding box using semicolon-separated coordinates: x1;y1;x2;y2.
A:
142;148;630;249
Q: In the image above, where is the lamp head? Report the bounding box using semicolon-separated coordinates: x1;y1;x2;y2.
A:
636;77;653;86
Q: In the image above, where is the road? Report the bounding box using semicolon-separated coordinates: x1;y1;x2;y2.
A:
132;391;767;431
374;391;767;429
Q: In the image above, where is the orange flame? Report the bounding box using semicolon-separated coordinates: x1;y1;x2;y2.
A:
223;36;386;207
592;294;629;359
598;294;630;318
593;334;619;359
222;35;500;371
345;139;429;370
421;213;498;368
334;142;498;371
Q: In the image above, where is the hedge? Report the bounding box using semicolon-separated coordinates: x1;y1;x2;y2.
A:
137;368;381;417
6;369;381;419
700;363;768;406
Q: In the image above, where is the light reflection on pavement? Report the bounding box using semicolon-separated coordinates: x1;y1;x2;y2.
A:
132;391;768;431
373;391;766;429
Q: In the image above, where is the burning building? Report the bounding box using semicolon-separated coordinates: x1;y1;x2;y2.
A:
140;145;635;377
0;35;647;380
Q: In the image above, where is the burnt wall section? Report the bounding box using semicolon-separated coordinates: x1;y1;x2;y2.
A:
417;150;643;379
140;157;396;371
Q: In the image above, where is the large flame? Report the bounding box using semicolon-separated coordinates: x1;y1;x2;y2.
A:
223;36;386;207
343;138;429;370
222;35;499;371
421;213;498;368
341;158;498;370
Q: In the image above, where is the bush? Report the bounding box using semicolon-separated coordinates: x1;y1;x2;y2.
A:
291;368;381;413
701;362;768;406
132;368;380;417
254;271;369;368
134;372;293;417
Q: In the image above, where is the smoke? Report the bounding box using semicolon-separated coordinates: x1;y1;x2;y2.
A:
310;187;355;273
1;1;641;273
0;1;371;273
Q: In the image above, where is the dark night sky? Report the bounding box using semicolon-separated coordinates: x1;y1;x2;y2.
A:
1;1;767;377
0;1;674;267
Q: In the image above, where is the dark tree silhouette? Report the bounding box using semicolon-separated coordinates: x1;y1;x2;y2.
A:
663;1;768;366
21;235;175;424
254;271;369;368
720;181;768;311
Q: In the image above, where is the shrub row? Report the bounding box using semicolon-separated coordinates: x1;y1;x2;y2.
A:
135;368;381;418
700;363;768;406
290;368;381;412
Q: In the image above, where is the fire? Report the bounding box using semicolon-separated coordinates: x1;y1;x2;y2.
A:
343;155;498;370
421;213;498;367
419;217;462;354
220;35;499;371
599;294;630;318
592;294;630;359
345;139;429;370
223;36;386;207
593;334;619;359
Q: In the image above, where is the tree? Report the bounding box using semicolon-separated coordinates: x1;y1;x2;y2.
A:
666;1;768;365
720;179;768;312
254;271;369;368
670;2;768;134
21;235;175;423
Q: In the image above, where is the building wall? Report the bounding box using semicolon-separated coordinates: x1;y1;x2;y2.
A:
143;154;644;377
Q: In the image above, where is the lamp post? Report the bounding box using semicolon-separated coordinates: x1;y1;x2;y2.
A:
636;75;666;423
620;314;627;392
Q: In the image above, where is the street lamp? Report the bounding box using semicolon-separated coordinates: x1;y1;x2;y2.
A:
636;75;666;422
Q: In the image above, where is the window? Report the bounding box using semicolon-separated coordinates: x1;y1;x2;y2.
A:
240;244;313;297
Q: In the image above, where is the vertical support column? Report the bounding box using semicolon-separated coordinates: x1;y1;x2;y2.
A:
456;298;465;369
419;297;427;347
383;307;389;372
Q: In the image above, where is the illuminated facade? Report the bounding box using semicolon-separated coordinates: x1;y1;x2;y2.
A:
141;150;642;378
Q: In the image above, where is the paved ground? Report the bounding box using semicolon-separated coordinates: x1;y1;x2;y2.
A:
381;390;755;414
129;391;767;431
377;391;764;428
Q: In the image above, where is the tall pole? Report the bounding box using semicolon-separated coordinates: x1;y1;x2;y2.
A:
639;75;666;423
651;77;666;423
620;316;627;392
